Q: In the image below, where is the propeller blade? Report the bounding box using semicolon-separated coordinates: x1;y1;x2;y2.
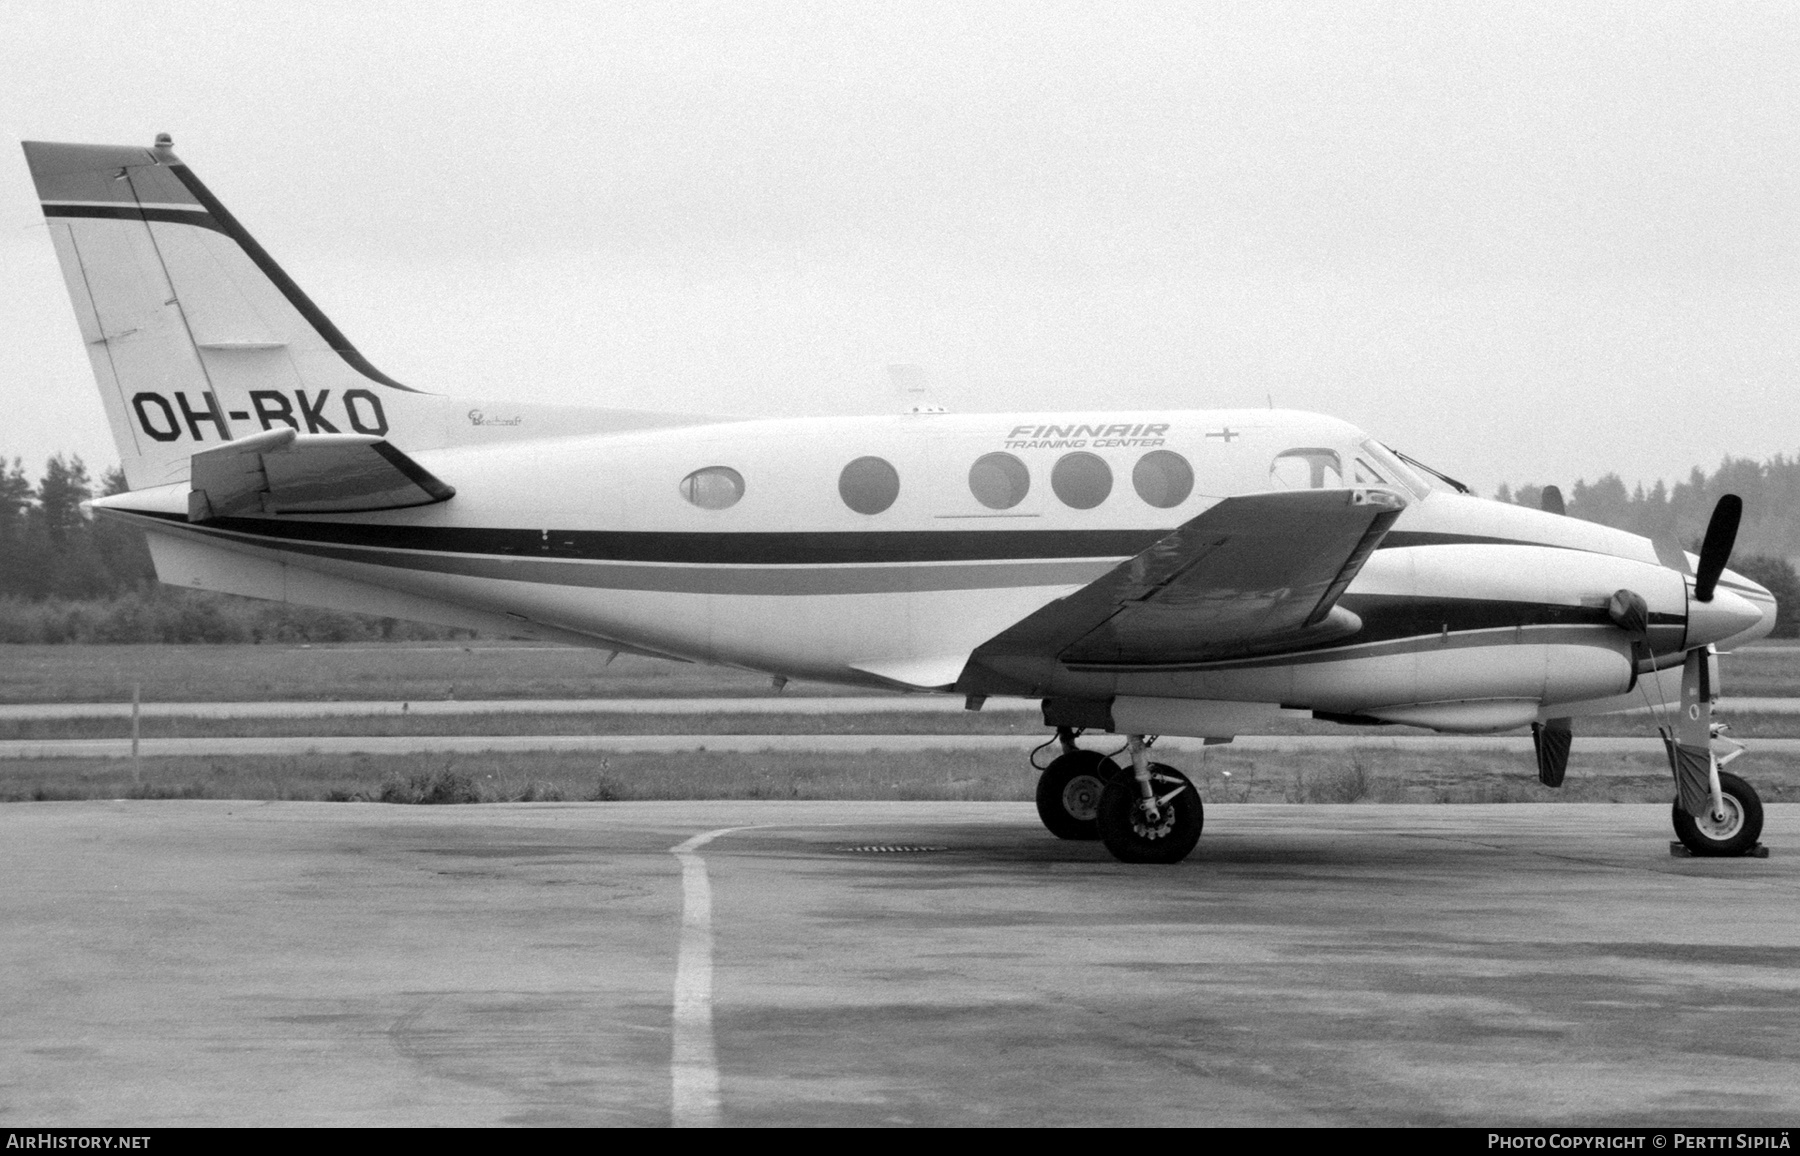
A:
1693;495;1743;603
1539;485;1565;516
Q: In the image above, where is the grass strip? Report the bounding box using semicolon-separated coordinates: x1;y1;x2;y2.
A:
7;748;1799;805
7;711;1800;742
6;641;1800;705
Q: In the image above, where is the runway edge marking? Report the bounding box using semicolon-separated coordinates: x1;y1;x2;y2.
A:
668;825;759;1128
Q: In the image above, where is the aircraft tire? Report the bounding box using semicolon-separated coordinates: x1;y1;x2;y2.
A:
1096;764;1203;864
1034;750;1117;840
1671;770;1764;857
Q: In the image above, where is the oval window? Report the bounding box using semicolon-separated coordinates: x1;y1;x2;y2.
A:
1132;450;1194;509
968;452;1030;510
839;456;900;515
1051;452;1112;510
679;466;744;510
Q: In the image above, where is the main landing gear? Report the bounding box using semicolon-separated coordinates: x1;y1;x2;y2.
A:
1033;729;1114;841
1033;730;1203;863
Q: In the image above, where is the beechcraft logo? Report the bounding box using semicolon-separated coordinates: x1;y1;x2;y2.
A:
1004;422;1170;450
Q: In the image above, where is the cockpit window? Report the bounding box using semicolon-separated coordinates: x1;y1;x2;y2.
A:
1367;441;1461;497
1270;448;1343;490
1356;441;1429;498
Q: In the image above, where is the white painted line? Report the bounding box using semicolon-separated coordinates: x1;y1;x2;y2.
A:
669;826;756;1128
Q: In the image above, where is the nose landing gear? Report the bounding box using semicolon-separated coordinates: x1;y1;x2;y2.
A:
1671;769;1765;857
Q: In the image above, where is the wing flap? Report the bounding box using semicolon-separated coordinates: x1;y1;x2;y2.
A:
971;488;1404;673
187;428;454;520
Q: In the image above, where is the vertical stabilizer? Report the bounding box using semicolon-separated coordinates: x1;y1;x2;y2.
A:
23;135;437;490
25;136;731;488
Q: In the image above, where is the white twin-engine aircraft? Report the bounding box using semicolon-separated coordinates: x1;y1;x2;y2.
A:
23;136;1779;863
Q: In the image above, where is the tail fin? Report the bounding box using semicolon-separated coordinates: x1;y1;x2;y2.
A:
22;135;437;489
26;136;726;488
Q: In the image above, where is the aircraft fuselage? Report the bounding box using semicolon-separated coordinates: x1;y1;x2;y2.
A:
94;406;1774;736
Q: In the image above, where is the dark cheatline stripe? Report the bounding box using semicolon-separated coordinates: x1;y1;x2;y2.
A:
1337;593;1680;639
137;513;1112;595
1380;530;1588;552
1066;623;1626;674
164;163;424;395
1060;593;1686;673
44;203;227;235
133;510;1165;565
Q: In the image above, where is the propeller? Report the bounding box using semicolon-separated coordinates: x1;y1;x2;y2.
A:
1693;494;1743;603
1588;497;1753;821
1539;485;1565;516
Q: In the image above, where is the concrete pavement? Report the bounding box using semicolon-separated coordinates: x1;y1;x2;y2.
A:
2;800;1796;1126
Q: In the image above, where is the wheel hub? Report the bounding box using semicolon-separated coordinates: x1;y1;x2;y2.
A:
1128;799;1178;841
1696;794;1745;841
1061;774;1105;822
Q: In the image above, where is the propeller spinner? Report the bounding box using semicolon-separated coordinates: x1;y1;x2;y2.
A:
1683;495;1762;650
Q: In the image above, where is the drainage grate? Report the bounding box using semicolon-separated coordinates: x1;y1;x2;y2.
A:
834;844;949;854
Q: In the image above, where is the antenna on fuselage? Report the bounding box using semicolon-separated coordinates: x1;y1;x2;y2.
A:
889;364;946;414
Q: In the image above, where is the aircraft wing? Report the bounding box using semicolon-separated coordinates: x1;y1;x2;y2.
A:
187;428;455;520
968;487;1405;674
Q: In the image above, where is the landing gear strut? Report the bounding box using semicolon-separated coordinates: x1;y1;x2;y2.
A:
1032;732;1204;862
1096;736;1203;864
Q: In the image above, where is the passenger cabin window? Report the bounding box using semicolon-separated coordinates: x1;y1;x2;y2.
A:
1132;450;1194;508
680;466;744;510
969;452;1030;510
1052;452;1113;510
839;456;900;515
1270;448;1342;490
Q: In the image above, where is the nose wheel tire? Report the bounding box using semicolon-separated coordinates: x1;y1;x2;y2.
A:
1671;770;1764;857
1034;750;1117;840
1096;764;1203;864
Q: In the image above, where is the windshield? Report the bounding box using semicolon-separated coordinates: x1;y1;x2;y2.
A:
1368;441;1454;496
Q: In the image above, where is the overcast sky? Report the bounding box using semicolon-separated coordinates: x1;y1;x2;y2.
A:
3;1;1796;497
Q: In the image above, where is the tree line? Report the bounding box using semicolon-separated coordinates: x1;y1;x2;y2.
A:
0;454;470;644
1495;456;1800;636
1;450;1795;642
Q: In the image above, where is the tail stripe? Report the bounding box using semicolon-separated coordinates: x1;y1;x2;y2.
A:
163;163;422;393
44;203;226;234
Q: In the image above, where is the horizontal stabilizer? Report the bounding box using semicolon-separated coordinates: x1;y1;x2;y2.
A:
187;429;454;520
